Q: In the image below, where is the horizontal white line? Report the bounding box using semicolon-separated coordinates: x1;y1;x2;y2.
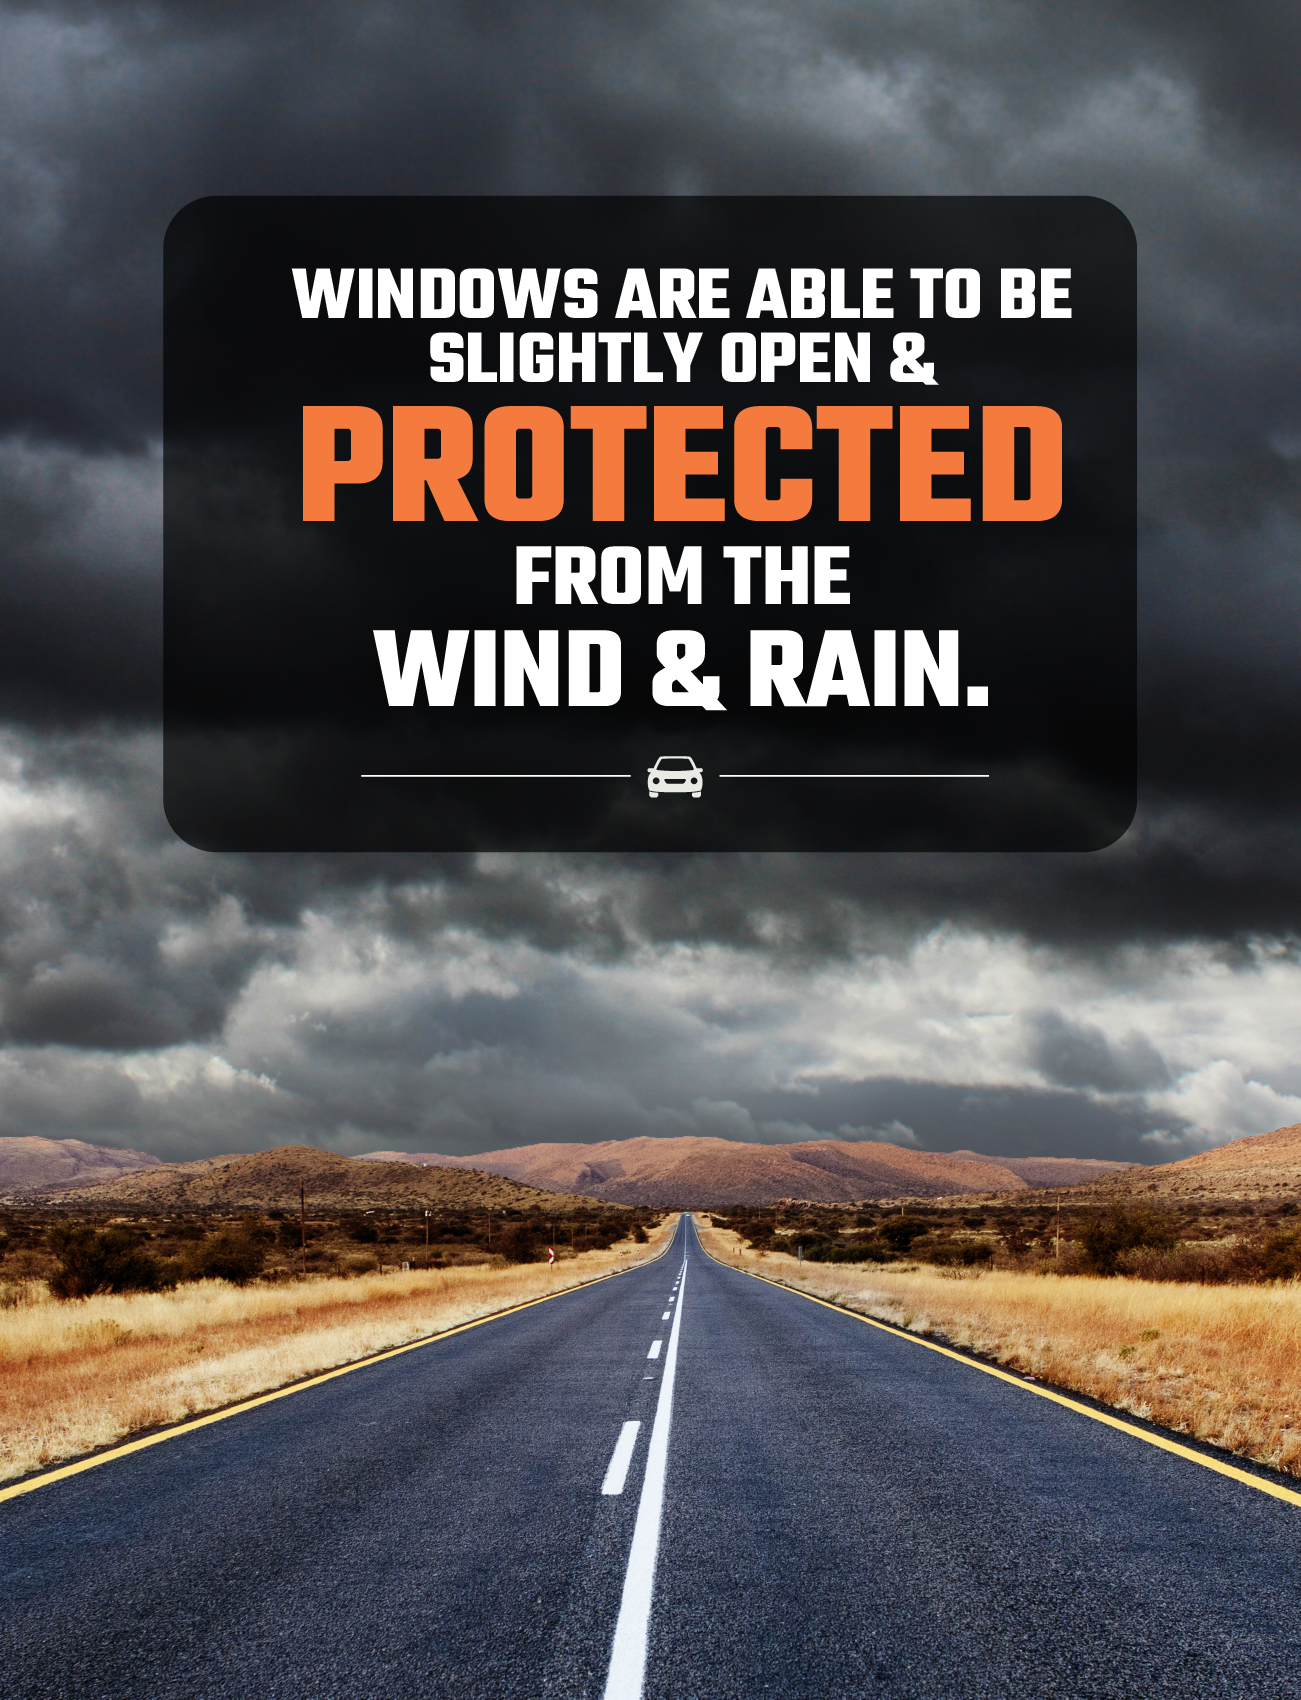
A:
601;1421;642;1496
647;1339;663;1359
362;771;989;780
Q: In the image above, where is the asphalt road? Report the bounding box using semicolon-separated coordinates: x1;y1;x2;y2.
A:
4;1214;1301;1699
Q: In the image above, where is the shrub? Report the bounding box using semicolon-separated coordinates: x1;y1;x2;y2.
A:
878;1216;932;1252
803;1240;859;1263
278;1219;321;1250
495;1222;547;1264
186;1226;268;1285
1116;1244;1242;1283
798;1232;901;1264
1261;1229;1301;1281
1001;1219;1037;1259
348;1222;379;1243
926;1239;995;1268
1078;1205;1177;1276
632;1225;649;1244
856;1243;900;1264
48;1226;172;1299
791;1233;830;1260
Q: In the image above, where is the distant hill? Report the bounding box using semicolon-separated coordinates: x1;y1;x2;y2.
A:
1081;1122;1301;1203
33;1145;609;1215
358;1136;1138;1207
947;1152;1139;1189
0;1136;160;1198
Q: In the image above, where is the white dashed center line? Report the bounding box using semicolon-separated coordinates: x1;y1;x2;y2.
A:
603;1258;688;1700
601;1422;643;1496
661;1311;671;1320
647;1339;663;1359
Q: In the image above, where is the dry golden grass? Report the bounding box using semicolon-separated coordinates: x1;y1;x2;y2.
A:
0;1219;676;1484
695;1219;1301;1479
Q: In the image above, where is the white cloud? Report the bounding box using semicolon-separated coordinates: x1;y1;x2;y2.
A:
6;909;1297;1158
1;728;1299;1160
121;1048;279;1099
1144;1060;1301;1148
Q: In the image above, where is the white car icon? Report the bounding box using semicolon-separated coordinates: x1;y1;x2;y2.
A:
648;755;703;799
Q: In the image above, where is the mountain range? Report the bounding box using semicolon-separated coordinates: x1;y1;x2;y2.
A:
357;1136;1135;1207
10;1124;1298;1212
4;1145;612;1214
0;1136;161;1197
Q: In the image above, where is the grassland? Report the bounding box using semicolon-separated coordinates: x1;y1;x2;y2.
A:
0;1217;675;1485
696;1218;1301;1480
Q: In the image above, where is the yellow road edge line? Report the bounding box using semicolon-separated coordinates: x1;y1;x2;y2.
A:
1;1227;677;1507
696;1231;1301;1511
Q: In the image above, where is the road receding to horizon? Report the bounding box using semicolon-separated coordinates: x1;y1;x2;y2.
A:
4;1216;1299;1698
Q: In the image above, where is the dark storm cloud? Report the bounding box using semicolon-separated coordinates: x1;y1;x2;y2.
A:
1024;1009;1170;1093
0;729;622;1053
6;723;1301;1166
1115;0;1301;147
1;0;1294;808
3;0;1297;439
0;442;160;721
0;0;1299;1161
743;1077;1179;1164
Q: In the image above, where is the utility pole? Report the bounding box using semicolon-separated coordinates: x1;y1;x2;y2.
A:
300;1179;307;1278
1056;1192;1061;1259
425;1209;431;1261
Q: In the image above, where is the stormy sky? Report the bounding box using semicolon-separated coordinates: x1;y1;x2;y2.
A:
1;0;1300;1168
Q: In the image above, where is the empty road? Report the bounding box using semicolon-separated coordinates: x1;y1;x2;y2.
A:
4;1213;1300;1698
